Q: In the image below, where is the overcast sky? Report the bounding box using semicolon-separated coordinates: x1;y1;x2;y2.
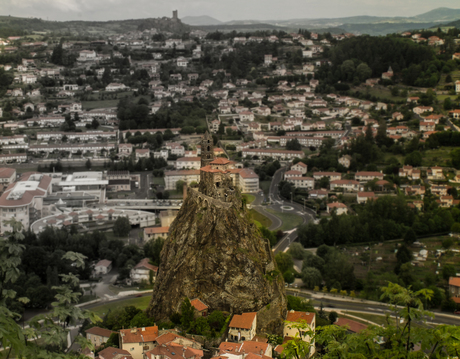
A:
2;0;460;22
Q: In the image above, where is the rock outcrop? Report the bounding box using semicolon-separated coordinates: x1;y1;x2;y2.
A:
147;187;287;334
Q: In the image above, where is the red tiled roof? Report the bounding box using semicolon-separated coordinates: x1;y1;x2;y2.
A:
98;346;132;359
286;311;315;324
0;167;15;179
190;298;208;312
219;342;241;354
210;157;230;165
229;312;257;330
449;277;460;287
155;332;181;345
335;318;368;333
85;326;116;338
240;341;270;355
145;226;170;234
145;344;203;359
133;258;158;272
119;326;158;343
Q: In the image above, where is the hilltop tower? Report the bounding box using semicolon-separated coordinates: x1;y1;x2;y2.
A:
200;131;214;168
172;10;178;20
147;133;287;335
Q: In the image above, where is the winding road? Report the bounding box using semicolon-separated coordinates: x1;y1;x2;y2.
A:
251;165;316;253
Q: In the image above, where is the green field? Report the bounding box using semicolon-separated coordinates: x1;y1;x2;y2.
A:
265;208;304;231
357;86;406;102
82;99;119;110
249;209;272;228
422;147;454;167
243;194;256;204
151;177;165;186
89;296;152;317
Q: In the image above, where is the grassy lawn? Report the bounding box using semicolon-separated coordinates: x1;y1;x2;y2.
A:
259;180;271;196
421;147;454;167
265;208;303;231
89;296;152;317
82;99;119;110
437;94;457;102
243;194;256;204
249;209;272;228
151;177;165;186
342;311;394;326
358;86;406;102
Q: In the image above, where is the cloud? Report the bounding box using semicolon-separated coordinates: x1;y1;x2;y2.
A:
1;0;459;22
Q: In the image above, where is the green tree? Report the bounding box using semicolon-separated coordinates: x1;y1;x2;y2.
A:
0;219;100;358
396;244;413;265
275;252;294;274
442;264;457;281
50;43;64;65
451;148;460;169
176;180;186;192
286;138;302;151
356;62;372;82
113;216;131;237
288;242;306;260
301;267;322;289
180;298;195;331
403;228;417;245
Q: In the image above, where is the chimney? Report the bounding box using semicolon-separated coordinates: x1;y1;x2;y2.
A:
142;327;146;331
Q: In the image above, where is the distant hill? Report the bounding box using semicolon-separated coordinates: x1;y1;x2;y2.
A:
412;7;460;22
190;7;460;35
181;15;222;26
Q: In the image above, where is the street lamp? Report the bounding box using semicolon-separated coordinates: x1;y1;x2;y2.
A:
290;191;293;203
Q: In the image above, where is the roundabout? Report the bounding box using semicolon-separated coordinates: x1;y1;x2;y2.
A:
280;206;294;211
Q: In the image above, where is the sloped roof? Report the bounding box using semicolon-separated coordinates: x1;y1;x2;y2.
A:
119;326;159;343
85;326;116;338
335;318;368;333
286;311;315;325
229;312;257;330
190;298;208;312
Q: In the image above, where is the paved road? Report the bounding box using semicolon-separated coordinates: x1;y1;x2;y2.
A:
251;166;316;253
286;289;460;326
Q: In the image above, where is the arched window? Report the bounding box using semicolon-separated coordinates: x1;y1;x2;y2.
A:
207;146;210;151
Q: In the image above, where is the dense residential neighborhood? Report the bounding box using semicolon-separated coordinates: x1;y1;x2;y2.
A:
1;6;460;359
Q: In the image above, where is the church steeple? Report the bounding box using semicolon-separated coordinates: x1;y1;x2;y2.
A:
200;131;214;168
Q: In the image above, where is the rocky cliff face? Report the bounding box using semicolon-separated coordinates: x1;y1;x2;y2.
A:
147;188;287;334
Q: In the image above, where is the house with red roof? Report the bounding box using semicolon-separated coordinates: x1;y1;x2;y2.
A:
98;346;132;359
284;310;316;356
291;161;307;174
129;258;158;284
119;326;159;359
357;192;376;204
85;326;117;348
228;312;257;342
144;343;203;359
449;277;460;304
326;202;348;215
335;318;368;333
190;298;209;317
